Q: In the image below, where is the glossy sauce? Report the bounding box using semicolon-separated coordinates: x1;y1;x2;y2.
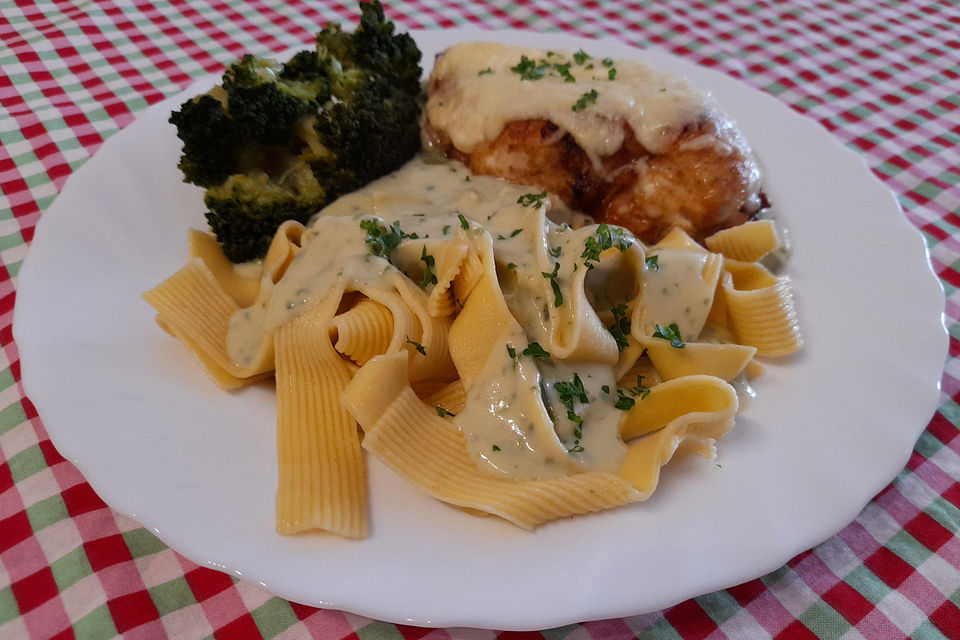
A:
637;249;715;340
426;42;715;158
226;157;712;480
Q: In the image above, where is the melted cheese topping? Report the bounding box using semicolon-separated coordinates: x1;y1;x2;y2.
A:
425;42;715;157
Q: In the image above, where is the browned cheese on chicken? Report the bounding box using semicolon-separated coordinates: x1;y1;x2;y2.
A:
422;42;764;244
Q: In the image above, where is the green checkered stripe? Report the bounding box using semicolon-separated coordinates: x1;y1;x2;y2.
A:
1;1;958;638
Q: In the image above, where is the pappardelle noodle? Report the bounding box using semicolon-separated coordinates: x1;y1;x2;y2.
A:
144;158;801;537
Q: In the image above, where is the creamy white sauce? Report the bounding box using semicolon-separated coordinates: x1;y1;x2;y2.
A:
637;249;715;340
226;157;673;479
425;42;715;157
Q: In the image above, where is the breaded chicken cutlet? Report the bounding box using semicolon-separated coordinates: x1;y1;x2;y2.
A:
422;42;764;244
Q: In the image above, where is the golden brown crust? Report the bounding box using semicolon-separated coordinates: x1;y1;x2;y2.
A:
423;116;760;245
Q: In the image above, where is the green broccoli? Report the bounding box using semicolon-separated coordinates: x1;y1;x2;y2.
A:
279;50;328;85
204;166;324;262
168;0;422;262
312;75;422;199
317;0;421;94
168;92;239;188
222;55;327;147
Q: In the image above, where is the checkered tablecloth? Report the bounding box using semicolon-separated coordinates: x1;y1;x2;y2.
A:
1;0;958;638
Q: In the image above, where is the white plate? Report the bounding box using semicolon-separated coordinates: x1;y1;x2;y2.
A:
14;28;947;630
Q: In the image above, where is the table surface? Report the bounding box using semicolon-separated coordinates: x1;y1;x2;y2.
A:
1;1;958;638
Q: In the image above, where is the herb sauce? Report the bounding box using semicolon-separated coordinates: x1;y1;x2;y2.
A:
228;157;644;479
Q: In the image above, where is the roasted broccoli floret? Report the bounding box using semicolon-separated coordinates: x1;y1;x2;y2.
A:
279;50;328;84
204;165;324;261
168;93;240;188
309;1;423;200
316;0;421;95
222;55;327;146
313;75;422;198
168;0;422;262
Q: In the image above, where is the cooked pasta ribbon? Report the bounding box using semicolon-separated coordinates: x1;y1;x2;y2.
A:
639;339;756;381
274;291;367;538
619;375;738;441
188;230;261;308
618;375;737;497
342;353;641;529
721;260;802;357
332;298;395;365
449;265;572;467
142;259;273;389
426;235;470;317
419;379;467;413
705;220;780;262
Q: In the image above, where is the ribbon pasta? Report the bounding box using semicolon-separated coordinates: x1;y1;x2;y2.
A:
144;160;801;537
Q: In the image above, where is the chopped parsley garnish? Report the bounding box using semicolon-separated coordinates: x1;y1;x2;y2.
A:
614;376;651;411
510;228;523;237
555;373;588;407
609;303;631;352
566;414;584;453
405;337;426;356
542;262;563;307
553;61;575;82
506;345;517;359
505;262;517;271
419;246;437;288
492;445;501;452
360;219;407;258
581;223;631;268
548;275;564;307
572;89;599;112
510;55;547;80
601;385;610;394
517;190;548;208
601;57;614;67
608;68;617;80
548;245;562;258
522;342;552;360
435;406;456;417
478;67;493;75
509;55;583;82
573;49;591;64
614;390;635;411
630;375;651;400
442;224;450;235
458;213;470;229
464;175;471;182
555;373;588;453
645;255;660;271
652;323;685;348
